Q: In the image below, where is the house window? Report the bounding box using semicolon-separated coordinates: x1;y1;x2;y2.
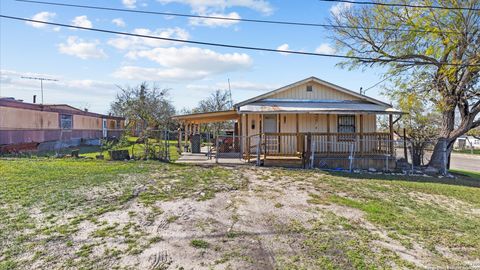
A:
306;85;313;92
251;119;256;130
116;120;121;129
60;114;73;129
338;115;356;133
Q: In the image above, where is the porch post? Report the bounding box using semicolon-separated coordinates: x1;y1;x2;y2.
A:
238;115;243;157
246;114;250;161
277;114;281;153
359;114;364;155
389;114;394;156
296;113;299;153
327;114;331;154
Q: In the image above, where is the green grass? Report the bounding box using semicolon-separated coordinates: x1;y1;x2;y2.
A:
453;149;480;155
190;239;210;249
450;169;480;180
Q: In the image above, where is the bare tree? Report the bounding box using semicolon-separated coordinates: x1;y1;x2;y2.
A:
193;90;233;135
330;0;480;170
110;82;176;133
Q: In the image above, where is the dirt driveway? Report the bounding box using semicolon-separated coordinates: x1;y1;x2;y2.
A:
2;159;479;269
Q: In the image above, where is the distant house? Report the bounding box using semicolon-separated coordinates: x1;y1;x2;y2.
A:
0;97;124;149
454;135;480;150
173;76;402;169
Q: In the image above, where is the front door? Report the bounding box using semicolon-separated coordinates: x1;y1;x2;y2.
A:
102;119;107;138
263;115;277;133
263;115;278;153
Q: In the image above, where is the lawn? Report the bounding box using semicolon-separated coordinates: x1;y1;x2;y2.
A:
0;158;479;269
35;136;181;161
453;149;480;155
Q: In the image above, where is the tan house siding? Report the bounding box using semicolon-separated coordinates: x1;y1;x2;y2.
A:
73;115;101;130
269;81;361;101
0;106;58;130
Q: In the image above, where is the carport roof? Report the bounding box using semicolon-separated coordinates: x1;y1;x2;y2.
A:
172;110;239;124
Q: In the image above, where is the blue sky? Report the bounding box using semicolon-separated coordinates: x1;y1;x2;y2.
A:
0;0;390;114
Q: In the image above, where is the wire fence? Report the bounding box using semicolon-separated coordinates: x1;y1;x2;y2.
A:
1;128;454;175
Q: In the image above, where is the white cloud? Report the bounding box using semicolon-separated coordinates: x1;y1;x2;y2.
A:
157;0;273;15
315;43;336;54
58;36;107;60
26;11;56;28
108;27;189;50
112;18;126;27
189;12;241;27
113;46;252;81
122;0;137;8
276;43;290;55
330;2;352;18
71;15;92;28
187;81;279;92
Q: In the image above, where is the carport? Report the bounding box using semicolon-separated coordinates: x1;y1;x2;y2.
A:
172;110;242;161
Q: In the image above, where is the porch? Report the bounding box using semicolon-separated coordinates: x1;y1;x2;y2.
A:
242;131;395;169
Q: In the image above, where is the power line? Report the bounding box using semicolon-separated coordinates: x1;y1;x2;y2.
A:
1;15;479;67
318;0;480;11
14;0;462;34
360;74;395;95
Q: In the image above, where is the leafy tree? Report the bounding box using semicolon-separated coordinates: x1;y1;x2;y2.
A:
330;0;480;170
192;90;233;135
388;90;441;165
110;82;176;132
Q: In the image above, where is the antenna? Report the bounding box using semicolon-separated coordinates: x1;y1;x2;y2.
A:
21;76;58;104
227;78;233;108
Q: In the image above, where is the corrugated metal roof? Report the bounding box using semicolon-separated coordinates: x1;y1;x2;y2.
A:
238;101;402;114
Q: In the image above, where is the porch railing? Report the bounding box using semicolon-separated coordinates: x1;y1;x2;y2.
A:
245;132;393;162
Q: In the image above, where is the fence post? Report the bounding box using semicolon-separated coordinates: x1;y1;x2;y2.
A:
263;134;267;161
443;139;448;176
256;143;261;166
410;141;414;174
310;140;315;169
165;130;170;161
215;136;219;164
349;141;355;172
247;136;251;163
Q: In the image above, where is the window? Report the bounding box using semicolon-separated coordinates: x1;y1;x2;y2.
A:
338;115;356;133
251;119;256;130
60;114;73;129
306;85;313;92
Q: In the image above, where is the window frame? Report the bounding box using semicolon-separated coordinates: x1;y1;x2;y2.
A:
60;114;73;130
337;115;356;141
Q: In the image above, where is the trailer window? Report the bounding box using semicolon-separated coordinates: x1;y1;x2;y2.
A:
60;114;73;129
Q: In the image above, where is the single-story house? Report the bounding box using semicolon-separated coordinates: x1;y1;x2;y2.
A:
173;76;402;169
0;97;124;150
454;135;480;150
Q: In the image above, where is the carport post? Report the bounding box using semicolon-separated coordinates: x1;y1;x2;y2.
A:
215;135;219;164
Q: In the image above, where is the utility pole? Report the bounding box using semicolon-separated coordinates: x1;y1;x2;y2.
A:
21;76;58;104
227;78;233;108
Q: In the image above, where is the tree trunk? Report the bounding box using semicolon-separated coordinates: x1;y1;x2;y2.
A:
427;108;455;172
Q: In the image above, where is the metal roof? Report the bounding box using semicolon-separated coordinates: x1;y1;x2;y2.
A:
234;76;392;108
172;110;239;124
238;101;402;114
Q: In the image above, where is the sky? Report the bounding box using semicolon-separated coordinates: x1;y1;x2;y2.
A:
0;0;392;114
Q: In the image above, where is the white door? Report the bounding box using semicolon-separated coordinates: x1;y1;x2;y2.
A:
263;115;278;153
263;115;277;133
102;119;107;138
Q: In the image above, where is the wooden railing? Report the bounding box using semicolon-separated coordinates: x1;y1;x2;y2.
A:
245;132;393;161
